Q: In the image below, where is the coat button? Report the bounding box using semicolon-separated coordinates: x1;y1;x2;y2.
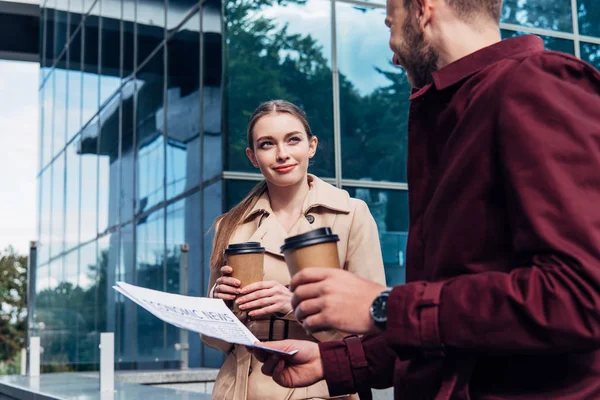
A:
305;214;315;224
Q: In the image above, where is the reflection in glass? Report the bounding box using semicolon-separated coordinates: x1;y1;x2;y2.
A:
136;208;167;362
344;187;408;286
225;0;334;178
63;249;79;365
121;82;135;223
137;0;165;67
500;30;575;54
45;0;57;69
97;233;119;334
501;0;572;32
98;94;121;233
65;138;81;251
80;118;99;243
67;29;83;143
42;73;54;168
78;240;99;366
39;169;52;264
116;224;134;364
54;5;68;58
54;67;68;155
123;0;135;80
136;49;165;214
166;13;200;199
337;4;410;183
83;7;100;126
201;180;224;368
581;42;600;71
100;0;122;107
578;0;600;37
51;154;65;258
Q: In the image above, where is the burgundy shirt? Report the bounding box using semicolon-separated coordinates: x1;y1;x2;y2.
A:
319;35;600;399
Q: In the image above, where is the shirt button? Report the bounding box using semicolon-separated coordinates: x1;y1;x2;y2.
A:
305;214;315;224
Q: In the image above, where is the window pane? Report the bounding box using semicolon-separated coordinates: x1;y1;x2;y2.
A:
54;3;68;58
578;0;600;37
344;187;408;286
39;169;52;264
337;4;409;183
225;179;257;210
166;13;201;199
123;0;135;80
80;118;99;242
63;249;79;366
42;73;54;168
67;28;83;143
51;153;65;258
500;30;575;55
116;223;134;365
166;193;201;365
65;138;81;251
167;0;197;31
581;42;600;71
202;180;224;368
501;0;573;33
100;0;122;108
54;66;68;156
137;0;165;67
136;208;166;362
45;0;57;68
83;3;100;127
121;81;135;223
224;0;334;178
98;94;121;233
98;233;119;334
78;240;99;368
136;48;165;214
44;257;66;368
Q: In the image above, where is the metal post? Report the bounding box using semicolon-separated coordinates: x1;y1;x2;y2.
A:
20;348;27;375
100;333;114;392
178;243;189;370
29;337;40;377
27;242;37;353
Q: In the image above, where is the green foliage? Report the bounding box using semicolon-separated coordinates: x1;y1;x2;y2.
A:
0;247;27;371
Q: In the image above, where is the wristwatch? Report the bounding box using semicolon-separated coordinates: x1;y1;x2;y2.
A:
370;288;392;331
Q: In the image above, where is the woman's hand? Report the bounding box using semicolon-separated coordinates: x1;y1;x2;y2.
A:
236;281;293;317
212;265;241;301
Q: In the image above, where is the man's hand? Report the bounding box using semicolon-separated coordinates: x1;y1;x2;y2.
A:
251;340;324;388
236;281;293;317
291;268;387;334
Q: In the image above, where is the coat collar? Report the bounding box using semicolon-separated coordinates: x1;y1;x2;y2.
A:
243;174;351;223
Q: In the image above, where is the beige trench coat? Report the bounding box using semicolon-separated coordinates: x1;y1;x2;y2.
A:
203;175;386;400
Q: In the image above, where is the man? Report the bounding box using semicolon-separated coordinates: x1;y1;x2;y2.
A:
253;0;600;399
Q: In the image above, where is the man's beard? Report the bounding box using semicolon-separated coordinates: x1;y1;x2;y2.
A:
396;15;438;88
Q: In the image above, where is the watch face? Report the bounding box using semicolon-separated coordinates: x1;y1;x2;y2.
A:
371;292;389;323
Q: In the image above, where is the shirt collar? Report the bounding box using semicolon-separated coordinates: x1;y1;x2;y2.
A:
410;35;544;99
243;174;351;222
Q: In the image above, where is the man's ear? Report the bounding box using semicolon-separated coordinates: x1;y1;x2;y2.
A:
415;0;434;32
246;147;259;168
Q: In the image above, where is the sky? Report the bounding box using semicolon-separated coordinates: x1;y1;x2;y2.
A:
0;60;40;255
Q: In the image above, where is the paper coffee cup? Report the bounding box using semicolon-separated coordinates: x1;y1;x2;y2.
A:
224;242;265;289
280;227;340;277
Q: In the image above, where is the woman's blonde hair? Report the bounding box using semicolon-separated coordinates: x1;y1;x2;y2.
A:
209;100;314;270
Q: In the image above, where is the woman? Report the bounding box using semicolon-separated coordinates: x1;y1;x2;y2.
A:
203;100;386;399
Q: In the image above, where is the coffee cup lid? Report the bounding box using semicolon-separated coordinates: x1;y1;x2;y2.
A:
280;227;339;253
224;242;265;255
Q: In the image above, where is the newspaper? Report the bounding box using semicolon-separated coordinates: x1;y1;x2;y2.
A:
113;282;297;356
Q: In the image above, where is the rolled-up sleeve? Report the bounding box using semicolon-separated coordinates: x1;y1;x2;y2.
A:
319;335;398;396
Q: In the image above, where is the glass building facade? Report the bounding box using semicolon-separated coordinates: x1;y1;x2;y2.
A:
34;0;600;371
